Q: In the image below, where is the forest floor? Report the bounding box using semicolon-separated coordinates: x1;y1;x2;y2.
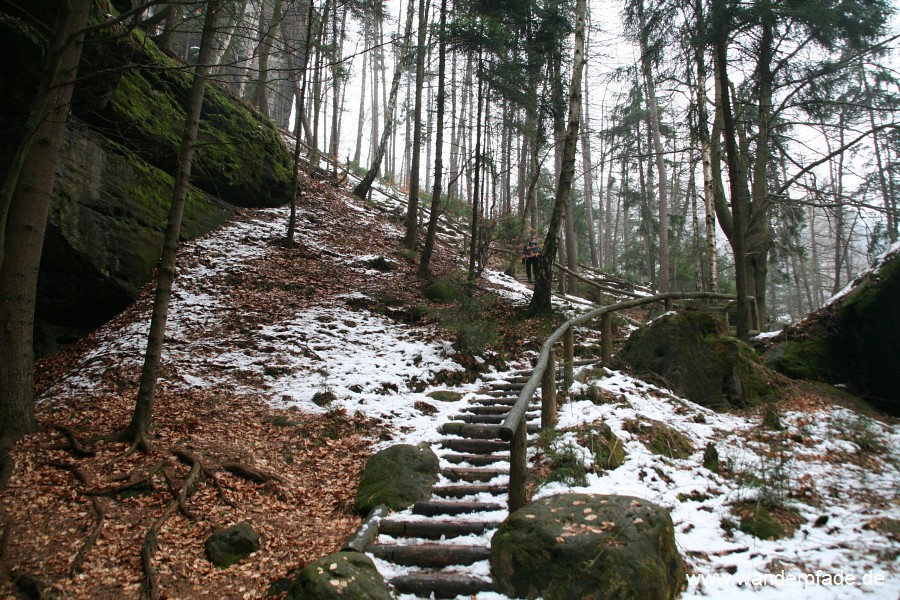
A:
0;174;898;600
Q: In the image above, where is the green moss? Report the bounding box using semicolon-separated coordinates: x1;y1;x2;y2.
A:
736;503;785;540
575;422;626;472
624;419;693;460
765;338;833;381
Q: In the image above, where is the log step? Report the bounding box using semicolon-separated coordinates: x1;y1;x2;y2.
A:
442;466;508;482
390;573;498;598
432;483;507;498
490;382;527;391
480;391;519;400
443;421;539;436
460;405;519;415
440;438;508;454
442;453;507;466
472;397;518;405
369;543;490;567
440;423;502;439
379;519;501;539
413;500;503;516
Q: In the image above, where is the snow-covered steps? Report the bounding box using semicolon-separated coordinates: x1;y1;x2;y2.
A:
368;373;545;599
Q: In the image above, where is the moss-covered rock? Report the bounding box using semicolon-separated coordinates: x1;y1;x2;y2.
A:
575;422;625;472
289;551;392;600
355;444;440;514
619;310;774;409
35;123;235;355
624;419;693;460
765;247;900;415
205;523;260;567
491;493;685;600
75;28;293;208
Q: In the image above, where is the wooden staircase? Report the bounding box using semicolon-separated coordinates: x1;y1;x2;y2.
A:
369;372;540;598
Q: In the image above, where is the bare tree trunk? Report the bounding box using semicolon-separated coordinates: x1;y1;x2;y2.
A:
353;0;415;198
581;69;599;267
467;62;484;281
404;0;428;248
637;0;669;292
329;2;347;177
125;0;223;450
418;0;448;279
0;0;92;449
353;41;367;165
528;0;585;314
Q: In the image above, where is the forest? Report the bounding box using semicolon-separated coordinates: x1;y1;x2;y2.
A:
0;0;898;598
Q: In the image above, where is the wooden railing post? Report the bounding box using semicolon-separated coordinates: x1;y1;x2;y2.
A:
541;348;557;431
563;328;574;391
508;418;527;513
601;313;612;364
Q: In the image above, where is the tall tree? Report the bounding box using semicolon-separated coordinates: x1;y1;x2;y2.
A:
353;0;416;199
404;0;429;248
0;0;94;450
121;0;224;451
418;0;449;279
528;0;585;314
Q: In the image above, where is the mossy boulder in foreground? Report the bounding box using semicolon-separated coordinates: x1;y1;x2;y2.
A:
619;310;773;409
355;444;440;513
491;493;685;599
289;551;392;600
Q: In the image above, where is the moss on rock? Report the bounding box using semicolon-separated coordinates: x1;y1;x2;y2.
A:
289;552;392;600
619;310;775;409
491;493;685;600
355;444;440;514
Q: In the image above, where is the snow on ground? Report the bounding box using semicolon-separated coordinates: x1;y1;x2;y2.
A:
40;179;899;599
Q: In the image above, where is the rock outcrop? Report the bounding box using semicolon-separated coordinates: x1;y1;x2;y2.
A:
25;23;296;354
765;244;900;415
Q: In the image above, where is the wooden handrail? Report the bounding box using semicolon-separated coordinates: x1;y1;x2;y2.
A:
499;290;743;513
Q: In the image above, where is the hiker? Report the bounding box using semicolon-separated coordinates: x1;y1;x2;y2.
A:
521;230;541;283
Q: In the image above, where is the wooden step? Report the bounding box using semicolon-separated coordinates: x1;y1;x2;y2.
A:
370;543;490;567
442;453;507;466
441;466;508;482
379;519;501;539
490;382;526;391
443;421;539;436
413;500;503;516
481;391;519;399
390;573;497;598
472;396;518;405
440;423;502;439
460;405;517;415
432;483;507;498
440;438;508;454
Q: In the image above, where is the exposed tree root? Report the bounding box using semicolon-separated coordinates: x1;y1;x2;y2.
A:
49;425;95;457
221;462;282;484
86;459;166;496
172;448;235;507
47;461;106;578
140;451;202;600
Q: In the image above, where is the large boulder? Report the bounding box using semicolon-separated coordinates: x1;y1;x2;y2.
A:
355;444;440;514
619;310;773;409
491;493;685;600
289;551;392;600
765;245;900;415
